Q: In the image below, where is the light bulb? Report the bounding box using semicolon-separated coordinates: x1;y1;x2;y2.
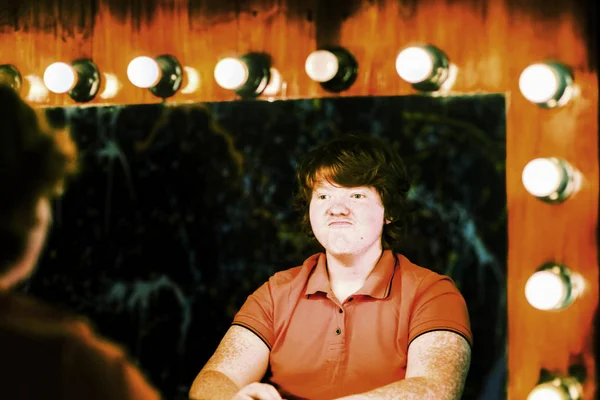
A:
305;50;339;82
395;45;450;92
395;47;434;84
524;264;582;311
180;66;200;94
527;383;569;400
521;158;578;202
519;62;574;107
262;68;282;96
522;158;562;197
520;64;560;104
304;47;358;92
527;377;583;400
525;271;568;311
214;57;248;90
127;56;161;89
99;73;121;99
214;53;271;97
24;75;49;102
43;62;77;94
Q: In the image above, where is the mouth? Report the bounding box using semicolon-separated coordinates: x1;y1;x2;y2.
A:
328;221;352;227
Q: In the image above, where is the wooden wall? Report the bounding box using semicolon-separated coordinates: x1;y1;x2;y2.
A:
0;0;597;398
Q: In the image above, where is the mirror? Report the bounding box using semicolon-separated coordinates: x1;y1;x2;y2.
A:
24;94;506;399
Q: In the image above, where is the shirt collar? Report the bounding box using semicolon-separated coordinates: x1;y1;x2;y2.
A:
305;253;329;296
305;250;398;299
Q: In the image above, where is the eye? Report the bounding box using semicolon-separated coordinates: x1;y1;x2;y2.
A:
316;194;329;200
351;193;365;199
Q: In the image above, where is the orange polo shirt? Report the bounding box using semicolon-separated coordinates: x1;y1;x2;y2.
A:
233;250;472;400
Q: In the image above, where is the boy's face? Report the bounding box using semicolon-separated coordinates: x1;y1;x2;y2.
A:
309;180;387;257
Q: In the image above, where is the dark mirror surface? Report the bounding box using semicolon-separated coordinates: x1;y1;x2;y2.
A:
24;95;507;399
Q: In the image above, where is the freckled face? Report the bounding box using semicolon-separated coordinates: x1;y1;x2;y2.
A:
309;180;386;256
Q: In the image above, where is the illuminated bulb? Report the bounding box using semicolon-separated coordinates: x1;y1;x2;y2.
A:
214;57;248;90
99;73;121;99
395;45;450;91
24;75;49;102
42;59;101;102
213;53;271;98
5;62;99;103
525;271;568;311
304;47;358;92
520;64;558;103
519;62;574;108
527;383;569;400
521;158;578;203
43;62;77;94
527;377;582;400
127;55;182;98
525;264;582;311
127;56;161;89
262;68;282;96
180;66;200;94
305;50;339;82
25;75;48;103
395;47;434;84
522;158;562;197
439;63;459;92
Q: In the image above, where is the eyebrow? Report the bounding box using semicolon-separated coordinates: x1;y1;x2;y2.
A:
313;185;372;194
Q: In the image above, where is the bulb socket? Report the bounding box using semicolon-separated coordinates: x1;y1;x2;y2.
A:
69;59;101;102
317;47;358;93
234;52;271;98
149;55;183;99
538;62;573;109
411;45;449;92
0;64;23;93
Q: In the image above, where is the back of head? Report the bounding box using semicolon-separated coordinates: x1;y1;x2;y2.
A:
0;85;77;275
295;134;412;251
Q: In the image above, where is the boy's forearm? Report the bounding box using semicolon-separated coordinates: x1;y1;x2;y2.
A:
189;370;240;400
336;376;460;400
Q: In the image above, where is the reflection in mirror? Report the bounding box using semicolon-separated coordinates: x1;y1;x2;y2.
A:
25;94;506;399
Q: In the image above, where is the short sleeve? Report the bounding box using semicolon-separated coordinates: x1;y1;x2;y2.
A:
232;281;275;349
408;274;472;347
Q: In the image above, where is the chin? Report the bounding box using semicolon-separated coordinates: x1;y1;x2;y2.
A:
324;247;361;257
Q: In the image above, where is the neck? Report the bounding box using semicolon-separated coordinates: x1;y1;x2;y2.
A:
326;245;384;286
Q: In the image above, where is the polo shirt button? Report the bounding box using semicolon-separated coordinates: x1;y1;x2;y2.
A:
339;308;343;313
335;328;342;335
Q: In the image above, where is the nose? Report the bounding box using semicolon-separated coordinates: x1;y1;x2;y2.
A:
328;200;350;216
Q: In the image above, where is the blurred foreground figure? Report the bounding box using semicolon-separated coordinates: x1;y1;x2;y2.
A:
0;84;161;400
